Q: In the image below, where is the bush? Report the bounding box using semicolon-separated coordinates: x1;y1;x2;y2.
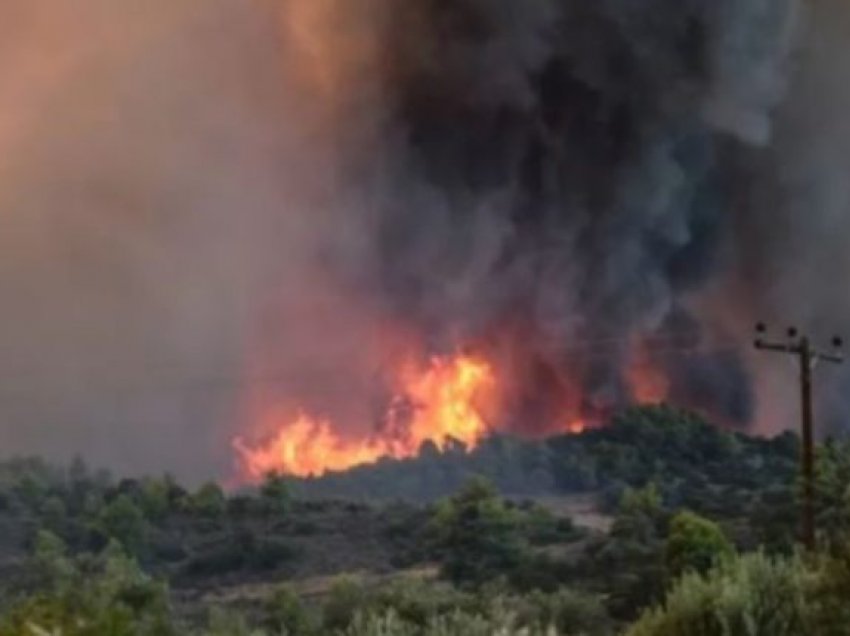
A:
183;543;249;578
523;505;576;546
628;552;813;636
0;539;175;636
137;477;173;522
343;607;560;636
665;510;734;578
527;588;611;636
205;607;255;636
430;478;525;587
253;537;296;571
260;473;292;515
264;583;315;634
188;482;227;519
95;494;147;555
323;575;370;632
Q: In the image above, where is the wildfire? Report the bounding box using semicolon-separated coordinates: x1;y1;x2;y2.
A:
234;354;496;479
233;331;682;482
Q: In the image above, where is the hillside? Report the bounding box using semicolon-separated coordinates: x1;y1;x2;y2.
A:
0;406;839;635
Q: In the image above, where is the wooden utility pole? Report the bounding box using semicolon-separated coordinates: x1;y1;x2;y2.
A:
754;324;843;550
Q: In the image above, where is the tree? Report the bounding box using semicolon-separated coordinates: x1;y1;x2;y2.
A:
189;482;226;519
4;539;174;636
40;496;68;535
586;483;669;619
430;477;525;586
615;483;665;541
138;477;172;522
665;510;734;578
31;530;74;589
260;472;291;515
813;439;850;549
96;494;147;554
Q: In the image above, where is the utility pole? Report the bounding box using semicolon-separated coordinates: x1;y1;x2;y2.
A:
754;324;844;551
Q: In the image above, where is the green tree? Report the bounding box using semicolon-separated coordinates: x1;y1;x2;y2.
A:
13;473;49;511
813;439;850;549
260;472;291;515
189;482;227;519
138;477;172;522
2;539;174;636
430;477;525;586
31;530;74;589
665;510;734;578
40;496;68;535
96;494;147;554
587;483;668;619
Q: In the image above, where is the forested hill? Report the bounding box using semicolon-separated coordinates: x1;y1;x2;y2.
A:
291;406;799;504
3;405;850;634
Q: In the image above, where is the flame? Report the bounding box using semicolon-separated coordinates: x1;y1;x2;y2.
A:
234;353;496;479
233;412;388;480
565;419;587;434
397;355;495;452
233;332;682;481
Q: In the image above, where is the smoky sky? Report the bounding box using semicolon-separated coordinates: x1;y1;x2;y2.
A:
0;0;846;482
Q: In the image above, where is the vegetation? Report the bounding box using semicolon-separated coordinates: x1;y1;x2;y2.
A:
664;511;734;578
429;477;525;586
292;407;798;506
0;406;849;634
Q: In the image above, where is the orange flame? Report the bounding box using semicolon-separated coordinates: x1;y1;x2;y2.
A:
234;354;495;479
565;419;587;434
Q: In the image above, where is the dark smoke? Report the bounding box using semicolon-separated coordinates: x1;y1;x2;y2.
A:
357;0;796;427
3;0;850;481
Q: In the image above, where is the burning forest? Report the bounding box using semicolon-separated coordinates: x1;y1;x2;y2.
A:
0;0;848;485
5;2;850;635
229;0;795;481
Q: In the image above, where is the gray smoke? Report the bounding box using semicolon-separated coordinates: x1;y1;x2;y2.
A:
725;0;850;436
0;0;385;481
0;0;847;481
356;0;798;428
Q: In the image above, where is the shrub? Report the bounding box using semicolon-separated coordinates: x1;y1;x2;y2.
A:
430;478;525;587
628;552;813;636
260;473;292;515
0;540;175;636
264;584;315;634
665;510;734;578
94;494;147;555
323;575;370;632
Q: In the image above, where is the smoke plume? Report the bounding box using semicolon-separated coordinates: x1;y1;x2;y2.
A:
0;0;847;481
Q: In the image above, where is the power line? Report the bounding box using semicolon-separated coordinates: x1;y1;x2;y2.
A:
754;323;844;551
